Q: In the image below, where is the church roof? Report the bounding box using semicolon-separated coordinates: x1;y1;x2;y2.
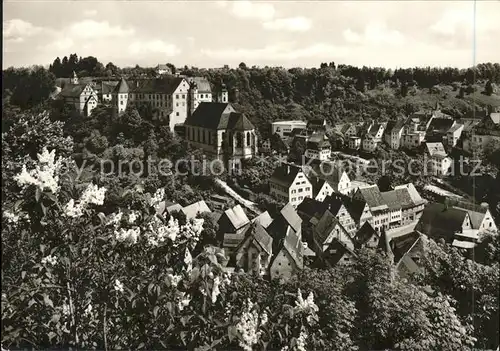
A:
59;83;89;98
185;102;254;131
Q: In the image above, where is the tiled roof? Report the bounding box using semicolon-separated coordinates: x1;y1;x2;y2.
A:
185;102;254;131
357;185;388;210
270;164;305;188
306;132;331;149
381;190;401;211
416;203;468;239
59;83;88;98
251;211;273;229
236;222;273;255
182;200;211;220
354;221;378;248
329;194;367;222
296;198;328;222
101;81;119;94
223;232;246;249
306;160;347;185
130;76;184;94
320;237;356;267
314;210;350;245
394;183;425;206
224;205;250;231
187;77;212;93
340;124;353;134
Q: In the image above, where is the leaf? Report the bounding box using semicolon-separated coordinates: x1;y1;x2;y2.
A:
21;271;26;279
153;306;159;318
28;298;36;307
35;188;42;202
47;331;56;342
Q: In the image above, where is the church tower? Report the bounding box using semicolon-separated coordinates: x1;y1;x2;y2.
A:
189;82;199;117
70;71;79;85
112;77;129;113
217;83;228;103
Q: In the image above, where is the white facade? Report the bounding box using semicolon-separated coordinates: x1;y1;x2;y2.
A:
314;181;334;202
269;171;313;208
479;210;498;233
446;124;464;147
427;156;453;176
271;120;307;139
402;132;426;149
304;147;331;161
390;127;404;150
362;138;380;152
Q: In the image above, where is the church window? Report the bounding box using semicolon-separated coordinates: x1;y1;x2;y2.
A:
246;132;251;146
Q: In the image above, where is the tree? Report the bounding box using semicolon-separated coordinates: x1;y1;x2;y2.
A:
355;74;366;92
239;62;247;70
377;175;393;192
484;80;494;96
166;63;176;74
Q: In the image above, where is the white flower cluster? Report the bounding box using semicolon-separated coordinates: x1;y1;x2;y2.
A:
149;188;165;210
184;248;193;272
128;210;139;224
64;183;107;218
61;298;71;317
115;227;140;244
14;147;63;194
3;211;19;224
146;216;180;246
107;211;123;227
114;279;124;293
41;255;57;266
177;292;191;311
236;299;264;351
84;303;93;317
294;289;319;314
166;273;182;288
296;331;308;351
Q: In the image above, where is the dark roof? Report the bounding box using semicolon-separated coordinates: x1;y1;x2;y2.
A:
59;83;88;98
391;231;422;263
185;102;255;131
356;186;387;210
307;119;326;127
306;132;331;149
270;164;304;188
322;196;345;217
354;221;378;248
320;237;356;267
314;210;350;245
368;123;383;136
306;160;347;185
101;81;119;94
416;203;468;240
340;124;354;134
296;197;328;222
447;123;464;133
187;77;211;93
130;76;184;94
114;77;129;93
308;177;327;198
427;118;455;133
236;222;273;255
326;194;367;222
381;190;401;210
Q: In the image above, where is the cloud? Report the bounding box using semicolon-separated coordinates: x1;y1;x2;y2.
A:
83;9;98;17
128;40;181;56
3;19;43;42
40;37;74;51
69;20;135;39
343;21;405;46
263;17;312;32
231;0;275;21
201;42;348;61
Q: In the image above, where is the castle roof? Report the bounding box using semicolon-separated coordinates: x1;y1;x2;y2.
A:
114;77;129;94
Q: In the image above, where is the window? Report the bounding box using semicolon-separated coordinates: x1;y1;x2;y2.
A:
176;103;179;107
298;188;303;193
176;94;179;99
182;94;186;99
176;112;179;116
120;101;123;105
182;102;185;106
305;187;310;191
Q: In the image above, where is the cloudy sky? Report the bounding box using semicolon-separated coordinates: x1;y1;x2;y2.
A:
3;0;500;69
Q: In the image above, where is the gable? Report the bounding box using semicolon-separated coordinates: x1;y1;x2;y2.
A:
323;222;354;251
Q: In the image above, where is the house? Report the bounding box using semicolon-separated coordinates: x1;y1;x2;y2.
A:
269;164;313;208
353;185;390;233
59;72;98;116
260;139;271;153
307;119;327;133
348;136;361;150
425;142;452;176
450;199;498;234
218;204;250;236
323;195;358;236
463;113;500;154
362;135;381;152
381;189;403;229
304;132;331;161
232;222;273;276
267;203;304;280
156;200;183;216
184;102;258;161
155;64;172;76
341;196;373;229
392;232;426;279
112;77;129;113
309;177;334;202
182;200;212;220
385;121;405;150
446;124;464;147
401;131;426;149
341;123;358;137
296;197;329;228
393;184;427;225
100;80;119;102
415;203;474;247
271;120;307;139
314;237;357;268
307;161;351;195
425;117;455;143
367;123;386;140
353;221;379;249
